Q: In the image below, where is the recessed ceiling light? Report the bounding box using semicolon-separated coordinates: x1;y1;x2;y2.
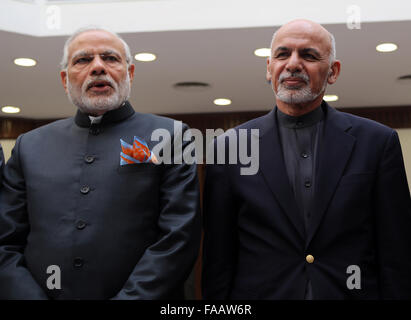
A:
134;53;156;62
214;98;232;106
398;74;411;80
254;48;271;57
173;82;210;92
376;43;398;53
14;58;37;67
323;95;339;102
2;105;21;114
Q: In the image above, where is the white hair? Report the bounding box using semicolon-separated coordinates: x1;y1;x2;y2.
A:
60;26;132;70
269;28;336;64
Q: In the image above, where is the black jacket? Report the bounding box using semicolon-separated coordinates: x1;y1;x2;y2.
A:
202;102;411;299
0;102;201;299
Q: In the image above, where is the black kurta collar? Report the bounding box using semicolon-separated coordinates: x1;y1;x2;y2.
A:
74;100;135;128
276;104;324;129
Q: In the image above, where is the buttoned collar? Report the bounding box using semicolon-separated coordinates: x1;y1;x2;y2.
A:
74;100;135;128
276;103;324;129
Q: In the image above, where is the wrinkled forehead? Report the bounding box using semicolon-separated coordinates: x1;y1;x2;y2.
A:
68;30;125;60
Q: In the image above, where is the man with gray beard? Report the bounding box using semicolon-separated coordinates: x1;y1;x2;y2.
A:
0;28;201;299
203;19;411;299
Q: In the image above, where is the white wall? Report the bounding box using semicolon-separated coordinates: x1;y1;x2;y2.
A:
2;0;411;36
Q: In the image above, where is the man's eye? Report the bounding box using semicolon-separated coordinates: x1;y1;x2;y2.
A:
103;56;119;62
303;54;317;60
275;52;289;59
74;57;91;64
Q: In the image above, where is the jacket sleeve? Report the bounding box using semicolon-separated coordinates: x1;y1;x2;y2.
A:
0;135;49;299
375;130;411;299
202;137;238;299
111;124;201;299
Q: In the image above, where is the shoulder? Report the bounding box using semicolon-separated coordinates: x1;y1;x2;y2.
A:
214;110;273;143
235;110;274;131
131;112;187;132
19;118;73;141
338;109;392;132
333;109;395;139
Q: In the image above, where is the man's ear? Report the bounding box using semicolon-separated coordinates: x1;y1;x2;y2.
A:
266;58;272;82
60;70;68;93
327;60;341;85
128;64;135;85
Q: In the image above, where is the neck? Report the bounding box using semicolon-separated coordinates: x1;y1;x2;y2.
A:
276;95;323;117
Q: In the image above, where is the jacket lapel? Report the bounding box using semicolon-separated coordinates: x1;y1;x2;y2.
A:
306;103;356;246
258;109;306;239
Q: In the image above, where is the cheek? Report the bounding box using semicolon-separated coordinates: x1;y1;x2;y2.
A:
68;77;86;93
68;71;84;86
271;64;285;80
111;66;128;78
308;66;329;86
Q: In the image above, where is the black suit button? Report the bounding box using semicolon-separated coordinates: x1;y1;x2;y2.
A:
84;155;95;164
76;220;86;230
296;121;303;127
305;181;311;188
73;257;84;268
89;126;100;135
301;152;308;159
80;186;90;194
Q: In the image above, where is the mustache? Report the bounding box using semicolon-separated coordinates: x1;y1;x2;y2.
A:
83;76;116;91
278;72;310;84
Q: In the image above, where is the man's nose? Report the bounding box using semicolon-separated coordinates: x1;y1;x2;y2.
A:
90;56;106;76
285;52;302;73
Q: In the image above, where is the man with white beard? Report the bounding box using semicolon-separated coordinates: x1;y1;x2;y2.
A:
202;19;411;299
0;28;201;299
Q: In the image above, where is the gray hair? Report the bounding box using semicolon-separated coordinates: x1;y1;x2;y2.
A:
60;26;132;70
269;29;336;64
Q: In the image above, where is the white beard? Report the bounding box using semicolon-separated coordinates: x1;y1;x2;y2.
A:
274;71;328;104
67;74;131;115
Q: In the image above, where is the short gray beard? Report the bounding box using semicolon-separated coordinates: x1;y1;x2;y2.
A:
274;71;328;105
67;74;130;115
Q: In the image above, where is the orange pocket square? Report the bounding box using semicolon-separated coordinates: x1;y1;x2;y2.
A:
120;136;158;165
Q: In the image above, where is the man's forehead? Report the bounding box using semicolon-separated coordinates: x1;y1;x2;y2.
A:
71;48;121;58
274;23;330;51
273;38;322;51
68;31;125;57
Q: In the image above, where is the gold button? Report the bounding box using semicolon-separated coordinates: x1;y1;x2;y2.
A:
306;254;314;263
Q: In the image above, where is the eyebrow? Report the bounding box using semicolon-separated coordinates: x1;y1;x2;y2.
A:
300;48;321;57
273;46;321;57
273;46;290;55
71;50;122;62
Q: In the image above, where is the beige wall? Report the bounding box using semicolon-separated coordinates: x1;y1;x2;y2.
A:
2;129;411;187
0;139;15;163
397;129;411;187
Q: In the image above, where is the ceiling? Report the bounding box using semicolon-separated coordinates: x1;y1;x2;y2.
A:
1;0;411;119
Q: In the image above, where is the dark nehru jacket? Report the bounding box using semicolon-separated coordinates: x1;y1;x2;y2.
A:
0;102;201;300
277;105;324;299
